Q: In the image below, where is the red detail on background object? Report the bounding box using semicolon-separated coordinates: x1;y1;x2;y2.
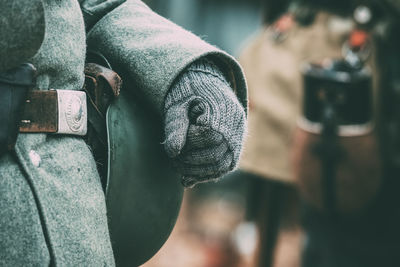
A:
274;14;294;32
350;30;368;49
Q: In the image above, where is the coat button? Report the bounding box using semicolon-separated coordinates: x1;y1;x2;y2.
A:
29;150;41;167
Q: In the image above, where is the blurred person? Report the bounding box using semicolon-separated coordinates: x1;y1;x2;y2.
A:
238;1;331;266
290;1;400;267
239;0;400;266
0;0;247;265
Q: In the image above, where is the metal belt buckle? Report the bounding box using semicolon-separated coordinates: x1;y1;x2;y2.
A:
20;89;87;136
57;90;87;136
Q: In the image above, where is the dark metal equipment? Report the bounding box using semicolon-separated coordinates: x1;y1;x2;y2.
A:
301;59;373;215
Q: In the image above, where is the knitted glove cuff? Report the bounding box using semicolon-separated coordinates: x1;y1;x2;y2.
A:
164;58;246;168
164;59;232;109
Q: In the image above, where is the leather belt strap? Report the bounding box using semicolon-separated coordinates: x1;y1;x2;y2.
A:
17;63;121;138
19;90;88;136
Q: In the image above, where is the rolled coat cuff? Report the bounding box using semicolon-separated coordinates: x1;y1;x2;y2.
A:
86;0;247;114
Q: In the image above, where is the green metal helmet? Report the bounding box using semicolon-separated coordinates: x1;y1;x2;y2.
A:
106;90;184;266
86;52;184;266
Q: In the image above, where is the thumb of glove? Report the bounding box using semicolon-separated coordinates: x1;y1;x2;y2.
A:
164;95;202;158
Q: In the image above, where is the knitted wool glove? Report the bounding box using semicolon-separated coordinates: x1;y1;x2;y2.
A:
164;59;246;187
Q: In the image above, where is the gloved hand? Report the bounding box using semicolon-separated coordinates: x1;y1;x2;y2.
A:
164;59;246;187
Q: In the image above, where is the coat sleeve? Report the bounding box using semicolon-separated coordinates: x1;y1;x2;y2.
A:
81;0;247;114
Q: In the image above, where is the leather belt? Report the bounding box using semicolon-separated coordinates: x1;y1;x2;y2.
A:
20;90;88;136
18;63;121;139
0;62;121;158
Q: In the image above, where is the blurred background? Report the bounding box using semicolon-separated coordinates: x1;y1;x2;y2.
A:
143;0;264;55
138;1;400;267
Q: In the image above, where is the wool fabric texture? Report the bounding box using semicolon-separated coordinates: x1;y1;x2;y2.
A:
1;0;115;265
0;0;45;71
164;59;246;187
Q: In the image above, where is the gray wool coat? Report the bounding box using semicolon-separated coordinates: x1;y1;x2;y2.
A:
0;0;247;266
